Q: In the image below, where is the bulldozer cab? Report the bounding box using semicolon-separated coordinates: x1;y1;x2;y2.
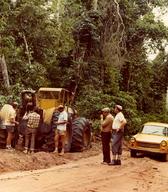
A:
20;90;36;117
36;87;72;110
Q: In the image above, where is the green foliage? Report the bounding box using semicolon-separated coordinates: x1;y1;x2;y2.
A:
75;86;142;136
141;113;168;124
91;119;101;135
120;0;168;113
75;85;113;119
0;0;168;137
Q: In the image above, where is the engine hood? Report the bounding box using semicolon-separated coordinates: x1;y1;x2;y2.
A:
134;133;168;144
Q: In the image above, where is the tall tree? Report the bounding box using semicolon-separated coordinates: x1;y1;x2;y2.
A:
119;0;168;111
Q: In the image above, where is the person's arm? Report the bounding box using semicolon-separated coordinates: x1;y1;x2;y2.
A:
100;114;103;131
10;113;19;125
56;112;68;125
120;118;127;129
116;118;127;132
101;116;111;128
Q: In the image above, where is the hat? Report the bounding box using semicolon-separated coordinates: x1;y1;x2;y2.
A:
12;101;18;107
12;101;18;106
102;107;110;112
115;105;122;111
57;104;64;109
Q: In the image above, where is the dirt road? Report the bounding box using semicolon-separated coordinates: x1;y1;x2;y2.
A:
0;151;168;192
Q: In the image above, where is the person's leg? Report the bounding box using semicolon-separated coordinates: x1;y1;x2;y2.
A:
110;131;123;165
101;132;106;163
101;132;111;163
59;131;66;155
24;128;30;153
54;129;59;153
109;132;118;165
106;132;112;163
116;131;124;165
6;126;14;150
6;132;13;148
30;129;37;153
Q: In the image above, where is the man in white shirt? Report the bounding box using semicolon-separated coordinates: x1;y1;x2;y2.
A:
53;105;68;155
109;105;127;166
0;100;18;150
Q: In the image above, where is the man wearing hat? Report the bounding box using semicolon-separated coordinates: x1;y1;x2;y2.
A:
100;107;114;165
53;105;68;155
109;105;127;165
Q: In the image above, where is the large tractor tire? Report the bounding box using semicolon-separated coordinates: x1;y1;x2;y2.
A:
70;117;91;152
64;123;72;152
0;129;7;148
36;128;55;152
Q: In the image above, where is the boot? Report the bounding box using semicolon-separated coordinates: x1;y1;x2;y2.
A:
108;160;117;166
116;159;121;165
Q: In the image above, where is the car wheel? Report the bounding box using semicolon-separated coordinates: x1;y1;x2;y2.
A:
162;153;168;162
130;149;137;157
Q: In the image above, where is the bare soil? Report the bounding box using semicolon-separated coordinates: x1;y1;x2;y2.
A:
0;142;168;192
0;142;102;173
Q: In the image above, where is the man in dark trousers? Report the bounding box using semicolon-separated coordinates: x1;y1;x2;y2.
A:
100;107;114;165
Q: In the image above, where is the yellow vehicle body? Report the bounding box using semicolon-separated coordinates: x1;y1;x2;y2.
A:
36;87;72;110
36;87;73;125
18;88;91;153
20;87;73;125
129;122;168;161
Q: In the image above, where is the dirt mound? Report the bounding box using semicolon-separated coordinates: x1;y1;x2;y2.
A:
0;142;101;174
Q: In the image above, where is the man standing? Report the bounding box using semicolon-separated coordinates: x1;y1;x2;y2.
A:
0;100;18;150
53;105;68;155
23;105;40;154
100;107;114;164
109;105;127;166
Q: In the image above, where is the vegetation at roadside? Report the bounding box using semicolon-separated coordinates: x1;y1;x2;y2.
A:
1;0;168;135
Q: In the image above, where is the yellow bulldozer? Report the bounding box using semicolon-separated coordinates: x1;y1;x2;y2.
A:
18;87;91;152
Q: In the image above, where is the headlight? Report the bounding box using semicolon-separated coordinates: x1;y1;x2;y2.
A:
130;137;136;143
160;140;167;147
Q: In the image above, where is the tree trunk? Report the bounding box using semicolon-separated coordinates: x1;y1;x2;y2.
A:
56;0;61;23
93;0;98;10
0;55;10;89
23;34;31;65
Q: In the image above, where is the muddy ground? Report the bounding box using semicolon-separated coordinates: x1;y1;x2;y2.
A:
0;142;168;192
0;141;102;173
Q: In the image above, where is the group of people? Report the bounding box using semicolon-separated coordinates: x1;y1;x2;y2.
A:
0;100;41;153
100;105;127;166
0;99;68;155
0;99;126;161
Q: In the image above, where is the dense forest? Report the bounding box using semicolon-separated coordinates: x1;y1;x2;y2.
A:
1;0;168;135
